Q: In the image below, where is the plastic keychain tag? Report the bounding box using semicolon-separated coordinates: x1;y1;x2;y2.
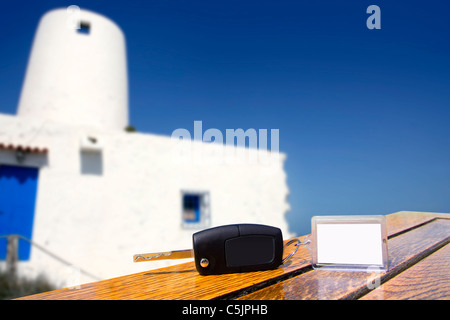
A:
311;215;388;272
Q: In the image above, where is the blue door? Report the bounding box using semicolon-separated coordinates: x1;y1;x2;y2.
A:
0;165;39;260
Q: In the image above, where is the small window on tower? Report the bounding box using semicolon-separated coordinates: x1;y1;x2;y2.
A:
77;21;90;35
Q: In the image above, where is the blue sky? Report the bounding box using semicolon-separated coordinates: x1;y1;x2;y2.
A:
0;1;449;236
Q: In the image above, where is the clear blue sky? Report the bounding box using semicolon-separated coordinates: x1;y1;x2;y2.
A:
1;1;449;236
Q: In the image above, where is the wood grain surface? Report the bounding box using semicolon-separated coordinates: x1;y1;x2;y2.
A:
18;235;313;300
237;218;450;300
16;211;450;300
360;244;450;300
385;211;449;236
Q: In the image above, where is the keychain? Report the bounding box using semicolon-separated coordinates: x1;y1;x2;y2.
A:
133;223;307;275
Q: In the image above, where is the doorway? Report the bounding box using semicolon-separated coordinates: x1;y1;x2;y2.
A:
0;165;39;260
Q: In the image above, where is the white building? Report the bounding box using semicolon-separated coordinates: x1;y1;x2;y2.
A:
0;8;291;288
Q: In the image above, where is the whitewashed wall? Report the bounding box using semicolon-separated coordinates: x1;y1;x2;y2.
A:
0;114;291;288
17;9;128;131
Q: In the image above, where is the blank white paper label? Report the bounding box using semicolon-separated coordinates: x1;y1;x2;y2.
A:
316;223;383;266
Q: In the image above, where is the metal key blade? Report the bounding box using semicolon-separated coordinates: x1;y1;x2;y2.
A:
133;249;194;262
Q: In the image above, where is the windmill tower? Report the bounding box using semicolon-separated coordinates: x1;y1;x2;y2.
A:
17;7;128;130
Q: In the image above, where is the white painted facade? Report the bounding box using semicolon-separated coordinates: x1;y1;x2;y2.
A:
0;8;291;288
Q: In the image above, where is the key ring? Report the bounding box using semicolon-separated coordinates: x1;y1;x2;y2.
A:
282;238;301;264
282;237;311;264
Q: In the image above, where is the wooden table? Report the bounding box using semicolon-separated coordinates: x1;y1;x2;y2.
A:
18;211;450;300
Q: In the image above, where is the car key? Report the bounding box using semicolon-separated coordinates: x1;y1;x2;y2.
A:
133;223;292;275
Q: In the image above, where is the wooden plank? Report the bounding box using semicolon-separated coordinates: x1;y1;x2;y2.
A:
17;235;312;300
237;219;450;300
385;211;449;237
360;244;450;300
17;212;449;300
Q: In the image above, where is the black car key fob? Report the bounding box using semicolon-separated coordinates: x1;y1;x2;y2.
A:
133;223;291;275
192;224;283;275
